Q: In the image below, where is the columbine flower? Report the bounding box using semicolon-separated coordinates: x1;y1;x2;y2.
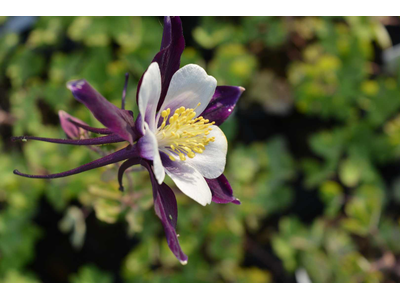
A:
13;16;243;264
135;61;226;205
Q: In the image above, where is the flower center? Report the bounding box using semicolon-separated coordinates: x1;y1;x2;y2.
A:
156;104;215;161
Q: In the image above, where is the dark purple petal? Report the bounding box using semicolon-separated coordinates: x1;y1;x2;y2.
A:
156;182;179;230
59;111;112;137
117;157;142;192
11;134;125;146
206;174;241;205
200;86;245;126
67;118;113;135
59;110;88;139
141;161;178;226
13;145;139;179
67;79;136;144
160;16;173;50
136;16;185;110
141;160;187;264
58;111;111;157
155;184;186;263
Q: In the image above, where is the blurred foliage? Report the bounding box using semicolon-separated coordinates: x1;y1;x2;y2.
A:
1;16;400;283
69;264;113;283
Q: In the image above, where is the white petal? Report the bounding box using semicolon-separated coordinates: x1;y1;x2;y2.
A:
186;125;227;179
161;154;212;206
138;62;162;132
138;123;165;184
157;64;217;124
152;152;165;185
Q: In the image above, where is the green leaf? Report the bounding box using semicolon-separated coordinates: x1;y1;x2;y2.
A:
69;264;113;283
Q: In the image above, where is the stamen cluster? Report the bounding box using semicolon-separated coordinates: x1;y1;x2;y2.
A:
156;104;215;161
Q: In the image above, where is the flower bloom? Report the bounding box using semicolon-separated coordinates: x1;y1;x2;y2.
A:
13;16;244;264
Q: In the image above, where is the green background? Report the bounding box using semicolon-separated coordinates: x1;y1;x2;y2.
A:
1;16;400;283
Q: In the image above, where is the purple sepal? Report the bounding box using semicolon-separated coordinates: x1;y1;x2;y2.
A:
13;144;139;179
136;17;185;110
160;16;173;51
200;86;244;126
117;157;142;192
142;160;187;264
206;174;241;205
67;79;136;144
66;117;113;135
59;110;88;139
11;134;125;146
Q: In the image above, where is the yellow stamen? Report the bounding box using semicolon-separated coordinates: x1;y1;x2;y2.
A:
156;104;215;161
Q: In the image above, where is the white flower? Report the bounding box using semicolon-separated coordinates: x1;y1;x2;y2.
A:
137;62;228;206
